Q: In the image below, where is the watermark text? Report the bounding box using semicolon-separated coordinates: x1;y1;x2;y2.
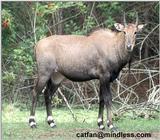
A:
76;131;151;139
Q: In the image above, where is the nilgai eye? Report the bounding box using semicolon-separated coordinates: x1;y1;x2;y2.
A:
134;32;137;35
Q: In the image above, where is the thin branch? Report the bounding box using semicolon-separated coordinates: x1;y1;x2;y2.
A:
33;2;38;44
139;24;159;61
58;88;77;121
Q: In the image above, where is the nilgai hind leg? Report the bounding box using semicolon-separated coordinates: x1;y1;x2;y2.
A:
44;79;60;128
29;75;50;128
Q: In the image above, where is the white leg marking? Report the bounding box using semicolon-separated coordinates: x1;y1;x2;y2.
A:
109;124;114;129
30;121;36;127
29;116;35;121
107;120;109;124
97;118;102;123
50;122;56;127
99;125;105;129
47;116;54;121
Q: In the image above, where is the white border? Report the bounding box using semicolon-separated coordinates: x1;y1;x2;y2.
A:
0;1;160;140
1;0;160;1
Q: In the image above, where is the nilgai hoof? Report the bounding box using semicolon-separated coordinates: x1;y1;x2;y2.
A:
99;125;105;130
29;116;37;128
49;122;56;128
30;123;37;128
47;116;56;128
31;124;37;128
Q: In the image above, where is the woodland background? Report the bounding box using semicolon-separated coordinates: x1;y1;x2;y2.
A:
2;2;159;115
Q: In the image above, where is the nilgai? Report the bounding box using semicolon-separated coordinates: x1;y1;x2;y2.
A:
29;14;145;131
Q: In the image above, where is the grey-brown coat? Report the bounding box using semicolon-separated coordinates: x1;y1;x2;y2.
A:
29;14;145;131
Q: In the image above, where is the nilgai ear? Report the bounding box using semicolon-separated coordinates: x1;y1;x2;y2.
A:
137;24;145;32
114;23;124;31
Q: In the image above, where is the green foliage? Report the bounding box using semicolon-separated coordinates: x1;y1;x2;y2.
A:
13;41;35;75
2;1;159;106
96;2;122;27
2;9;16;47
52;95;63;107
2;37;35;103
3;39;35;77
3;71;16;84
83;16;97;33
104;16;115;28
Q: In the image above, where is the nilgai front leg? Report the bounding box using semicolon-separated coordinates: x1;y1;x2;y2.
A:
99;77;117;132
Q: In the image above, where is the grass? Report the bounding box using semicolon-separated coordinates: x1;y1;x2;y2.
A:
2;104;160;140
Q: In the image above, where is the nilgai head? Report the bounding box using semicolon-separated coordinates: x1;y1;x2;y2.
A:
114;13;145;52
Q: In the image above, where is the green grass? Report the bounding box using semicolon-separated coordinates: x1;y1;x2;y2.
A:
2;104;160;140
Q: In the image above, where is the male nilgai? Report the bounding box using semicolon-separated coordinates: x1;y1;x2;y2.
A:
29;14;145;131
